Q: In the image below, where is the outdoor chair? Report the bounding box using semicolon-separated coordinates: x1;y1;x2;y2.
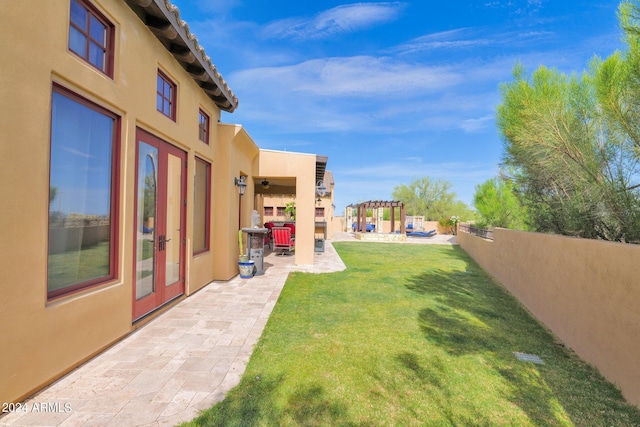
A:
272;226;295;256
264;222;275;249
283;222;296;236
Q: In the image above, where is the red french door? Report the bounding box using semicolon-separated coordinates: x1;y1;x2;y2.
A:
133;128;186;321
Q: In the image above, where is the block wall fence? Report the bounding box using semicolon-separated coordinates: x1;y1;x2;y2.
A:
458;228;640;406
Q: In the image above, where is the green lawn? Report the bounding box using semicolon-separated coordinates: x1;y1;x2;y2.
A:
184;242;640;426
48;241;110;290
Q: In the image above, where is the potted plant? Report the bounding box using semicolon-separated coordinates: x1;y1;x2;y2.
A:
237;230;254;278
284;201;296;221
439;215;460;235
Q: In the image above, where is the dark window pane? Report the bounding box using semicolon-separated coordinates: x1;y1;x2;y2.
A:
89;42;104;69
68;0;112;76
157;72;175;119
90;15;106;45
193;159;210;253
69;26;87;56
198;111;209;143
70;0;87;28
48;91;115;293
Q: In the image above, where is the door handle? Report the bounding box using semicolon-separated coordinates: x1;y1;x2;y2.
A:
158;235;171;251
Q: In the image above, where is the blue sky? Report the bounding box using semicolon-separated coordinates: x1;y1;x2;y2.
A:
172;0;625;214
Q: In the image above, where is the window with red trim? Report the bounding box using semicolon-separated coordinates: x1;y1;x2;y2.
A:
48;84;120;298
315;207;325;218
68;0;114;76
264;206;273;216
157;70;176;120
198;109;210;144
193;158;211;254
277;207;286;217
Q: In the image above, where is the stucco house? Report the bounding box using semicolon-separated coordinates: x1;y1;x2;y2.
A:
0;0;327;404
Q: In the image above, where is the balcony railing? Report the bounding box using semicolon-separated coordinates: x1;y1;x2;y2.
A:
459;223;494;240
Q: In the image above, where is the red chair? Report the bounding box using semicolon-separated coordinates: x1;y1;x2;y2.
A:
264;222;275;249
272;227;295;256
283;223;296;237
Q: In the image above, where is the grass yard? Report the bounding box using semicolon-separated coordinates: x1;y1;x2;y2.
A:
48;241;110;290
184;242;640;426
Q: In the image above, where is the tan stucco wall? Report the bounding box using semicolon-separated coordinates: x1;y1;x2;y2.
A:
213;124;260;279
260;177;335;240
258;150;318;265
0;0;252;403
458;229;640;406
331;217;344;238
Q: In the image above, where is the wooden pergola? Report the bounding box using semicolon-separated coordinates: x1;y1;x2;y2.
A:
353;200;406;234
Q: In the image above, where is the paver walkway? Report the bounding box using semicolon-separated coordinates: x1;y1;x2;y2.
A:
0;243;345;427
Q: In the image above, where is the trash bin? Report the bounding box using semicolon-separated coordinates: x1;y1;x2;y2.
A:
314;238;325;252
242;228;268;275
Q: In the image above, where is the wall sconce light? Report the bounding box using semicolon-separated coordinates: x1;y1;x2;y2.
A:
261;179;270;190
234;176;247;196
316;180;327;197
316;197;322;204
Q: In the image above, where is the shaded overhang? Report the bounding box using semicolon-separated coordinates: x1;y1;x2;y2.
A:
254;177;296;195
315;155;328;185
254;155;329;196
124;0;238;112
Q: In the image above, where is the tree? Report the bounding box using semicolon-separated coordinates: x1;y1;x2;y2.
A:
284;201;296;220
49;186;58;205
473;177;527;229
392;177;473;221
496;2;640;243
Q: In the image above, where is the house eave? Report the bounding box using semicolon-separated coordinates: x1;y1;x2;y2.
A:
124;0;238;112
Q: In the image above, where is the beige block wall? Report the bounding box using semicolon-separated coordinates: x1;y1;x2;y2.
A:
458;229;640;406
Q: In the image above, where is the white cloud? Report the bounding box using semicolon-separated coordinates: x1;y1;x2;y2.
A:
232;56;461;97
460;115;495;133
226;52;516;135
392;28;493;55
391;27;556;56
262;2;407;40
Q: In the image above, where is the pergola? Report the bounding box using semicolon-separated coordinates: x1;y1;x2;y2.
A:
353;200;406;234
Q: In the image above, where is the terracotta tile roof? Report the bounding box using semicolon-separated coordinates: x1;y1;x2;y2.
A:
125;0;238;112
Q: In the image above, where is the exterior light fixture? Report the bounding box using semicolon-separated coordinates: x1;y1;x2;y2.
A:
234;176;246;196
261;179;270;189
316;180;327;197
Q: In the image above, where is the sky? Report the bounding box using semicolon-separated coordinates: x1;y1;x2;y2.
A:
170;0;626;214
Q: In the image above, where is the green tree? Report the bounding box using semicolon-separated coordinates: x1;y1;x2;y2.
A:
284;201;296;220
496;2;640;243
49;186;58;205
473;177;527;229
392;177;472;221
